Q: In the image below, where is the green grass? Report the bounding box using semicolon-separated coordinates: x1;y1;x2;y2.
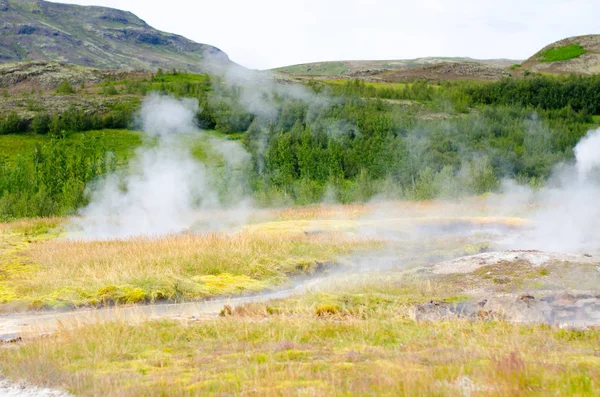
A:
540;44;587;63
0;129;143;165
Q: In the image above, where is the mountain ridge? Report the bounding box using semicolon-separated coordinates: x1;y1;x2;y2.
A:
0;0;234;73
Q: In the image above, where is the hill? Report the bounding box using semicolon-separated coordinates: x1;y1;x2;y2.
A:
520;35;600;75
273;57;520;81
0;0;233;73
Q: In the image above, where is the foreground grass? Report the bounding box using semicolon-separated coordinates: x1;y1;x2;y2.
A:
1;276;598;396
0;217;377;311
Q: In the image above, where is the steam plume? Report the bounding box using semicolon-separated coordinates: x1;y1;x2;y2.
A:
69;94;251;239
511;127;600;253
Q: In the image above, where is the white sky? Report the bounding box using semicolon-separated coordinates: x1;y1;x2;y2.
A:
52;0;598;70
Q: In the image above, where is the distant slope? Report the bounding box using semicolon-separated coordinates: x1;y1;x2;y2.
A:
273;57;520;78
0;0;234;73
374;62;511;82
521;35;600;75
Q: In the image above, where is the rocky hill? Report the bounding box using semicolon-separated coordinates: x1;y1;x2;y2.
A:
520;35;600;75
0;0;233;73
372;61;512;82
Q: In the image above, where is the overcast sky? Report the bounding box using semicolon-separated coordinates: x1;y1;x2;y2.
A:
54;0;598;70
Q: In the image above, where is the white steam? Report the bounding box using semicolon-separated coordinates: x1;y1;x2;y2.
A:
136;95;199;138
510;127;600;253
69;94;251;240
574;129;600;182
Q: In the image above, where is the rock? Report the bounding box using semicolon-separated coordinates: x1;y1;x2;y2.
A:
552;299;578;309
575;298;600;308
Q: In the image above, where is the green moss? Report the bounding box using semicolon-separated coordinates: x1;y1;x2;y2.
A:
444;294;472;303
315;304;341;317
540;44;587;63
122;286;147;304
95;285;148;305
194;274;267;296
0;284;18;303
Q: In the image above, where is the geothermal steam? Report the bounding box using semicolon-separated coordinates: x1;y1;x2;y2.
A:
69;94;250;239
512;127;600;253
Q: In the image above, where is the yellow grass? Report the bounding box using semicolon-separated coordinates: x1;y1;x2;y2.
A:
271;196;535;221
0;223;377;310
246;216;529;235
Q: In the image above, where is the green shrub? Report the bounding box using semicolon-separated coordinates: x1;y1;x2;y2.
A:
31;113;51;135
0;112;27;135
56;81;75;94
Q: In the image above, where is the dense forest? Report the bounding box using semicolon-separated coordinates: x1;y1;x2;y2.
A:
1;71;599;219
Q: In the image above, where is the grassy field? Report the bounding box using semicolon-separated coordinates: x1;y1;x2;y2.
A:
0;274;598;396
539;44;587;63
0;129;142;165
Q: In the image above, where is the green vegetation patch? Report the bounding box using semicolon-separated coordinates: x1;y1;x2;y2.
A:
540;44;587;63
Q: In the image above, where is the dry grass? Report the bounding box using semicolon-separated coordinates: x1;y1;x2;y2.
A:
0;223;377;310
271;196;536;221
1;276;598;396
